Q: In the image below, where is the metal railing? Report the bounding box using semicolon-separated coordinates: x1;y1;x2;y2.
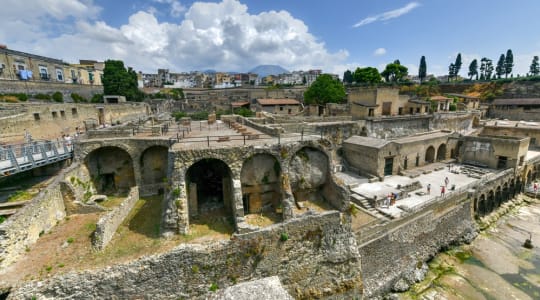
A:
0;139;73;176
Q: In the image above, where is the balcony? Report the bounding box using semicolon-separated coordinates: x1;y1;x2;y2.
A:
40;74;50;80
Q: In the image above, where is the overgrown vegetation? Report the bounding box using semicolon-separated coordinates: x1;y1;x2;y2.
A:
7;190;33;202
71;93;87;103
52;91;63;103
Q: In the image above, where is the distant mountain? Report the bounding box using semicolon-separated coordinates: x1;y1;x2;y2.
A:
203;69;216;74
249;65;289;77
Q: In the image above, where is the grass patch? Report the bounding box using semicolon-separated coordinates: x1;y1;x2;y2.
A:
7;190;34;202
66;237;74;244
99;196;125;209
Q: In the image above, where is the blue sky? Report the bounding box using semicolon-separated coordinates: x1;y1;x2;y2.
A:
1;0;539;77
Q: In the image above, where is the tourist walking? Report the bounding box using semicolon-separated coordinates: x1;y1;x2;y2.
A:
427;183;431;195
444;177;449;187
441;185;445;196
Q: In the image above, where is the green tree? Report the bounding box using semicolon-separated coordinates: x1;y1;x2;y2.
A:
530;56;540;76
468;59;478;80
52;91;63;103
353;67;381;84
170;88;184;100
448;63;456;82
495;54;505;79
381;60;408;82
453;53;462;80
102;60;144;101
343;70;353;84
504;49;514;78
418;56;427;83
304;74;346;105
480;57;493;80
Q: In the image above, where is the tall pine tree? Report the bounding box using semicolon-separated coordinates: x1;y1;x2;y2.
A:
468;59;478;80
454;53;462;80
496;54;505;79
418;56;427;83
504;49;514;78
530;56;540;76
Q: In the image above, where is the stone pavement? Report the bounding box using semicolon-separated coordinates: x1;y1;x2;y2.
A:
346;163;495;219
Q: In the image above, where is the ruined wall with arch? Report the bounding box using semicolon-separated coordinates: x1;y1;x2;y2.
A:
163;140;349;235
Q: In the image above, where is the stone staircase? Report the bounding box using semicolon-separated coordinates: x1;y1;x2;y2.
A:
350;193;393;221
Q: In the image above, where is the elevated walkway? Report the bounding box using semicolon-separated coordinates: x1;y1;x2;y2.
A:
0;140;73;177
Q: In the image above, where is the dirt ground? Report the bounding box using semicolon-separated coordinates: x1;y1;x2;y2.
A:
1;196;234;285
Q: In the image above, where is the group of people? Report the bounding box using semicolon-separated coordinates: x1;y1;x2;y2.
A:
426;176;451;196
383;192;399;208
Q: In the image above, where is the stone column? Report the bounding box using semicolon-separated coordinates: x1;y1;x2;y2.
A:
280;173;295;220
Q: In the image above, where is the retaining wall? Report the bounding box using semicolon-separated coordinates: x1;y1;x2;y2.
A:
357;191;476;298
0;80;103;99
92;186;139;250
10;211;363;299
0;167;71;269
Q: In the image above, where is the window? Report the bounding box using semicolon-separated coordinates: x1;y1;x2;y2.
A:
33;113;40;121
60;110;66;118
279;106;284;111
56;68;64;81
497;156;507;169
52;111;58;119
38;66;48;80
72;108;78;117
368;108;374;116
71;69;77;83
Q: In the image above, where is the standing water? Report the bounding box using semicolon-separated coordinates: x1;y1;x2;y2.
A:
402;195;540;299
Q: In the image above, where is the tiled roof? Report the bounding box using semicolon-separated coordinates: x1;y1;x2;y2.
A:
231;101;250;107
257;98;300;105
430;95;451;101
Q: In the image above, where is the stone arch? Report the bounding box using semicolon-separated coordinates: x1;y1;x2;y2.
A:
516;177;523;194
472;116;480;128
185;158;234;218
495;186;502;208
85;146;135;194
360;126;368;137
289;146;335;212
487;190;495;214
240;153;283;223
502;181;509;203
425;146;435;164
436;143;447;161
478;194;486;217
140;145;169;195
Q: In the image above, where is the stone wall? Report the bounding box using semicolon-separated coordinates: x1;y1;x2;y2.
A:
482;125;540;148
357;191;476;298
92;187;140;250
366;115;432;138
0;80;103;99
0;166;72;269
9;211;363;299
0;103;149;143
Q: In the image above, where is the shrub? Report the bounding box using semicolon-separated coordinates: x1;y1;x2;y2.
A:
0;216;5;224
172;111;188;121
209;283;219;292
52;91;63;102
280;232;289;242
91;93;103;103
71;93;87;103
190;111;209;120
67;237;74;244
34;93;51;100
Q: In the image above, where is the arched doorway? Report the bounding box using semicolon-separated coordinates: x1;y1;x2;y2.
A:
472;116;480;128
425;146;435;164
186;159;234;217
140;146;168;195
495;186;502;208
487;190;495;214
289;147;336;211
502;182;509;202
240;154;282;224
478;194;486;217
436;144;447;161
85;146;135;194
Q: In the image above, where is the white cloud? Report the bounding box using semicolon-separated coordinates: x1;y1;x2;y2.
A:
3;0;348;73
152;0;186;17
353;2;420;27
373;48;386;56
